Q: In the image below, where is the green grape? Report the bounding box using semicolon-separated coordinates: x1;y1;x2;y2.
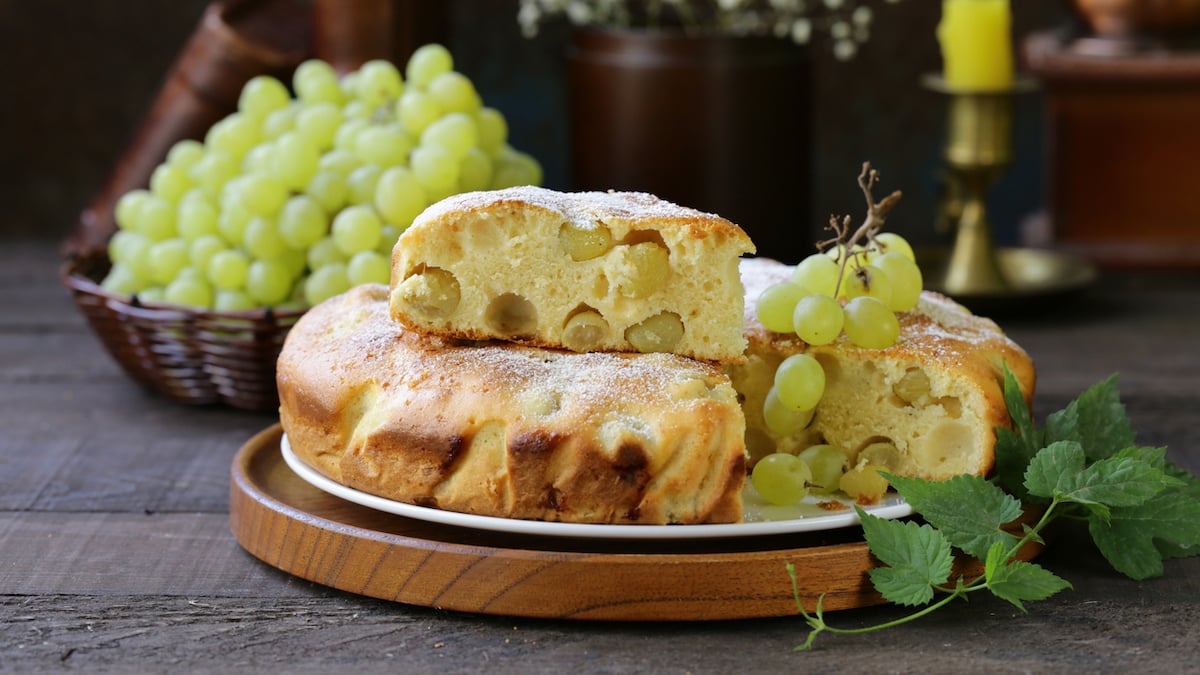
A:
307;236;347;269
214;289;255;312
342;99;370;120
490;148;542;188
217;201;252;246
207;249;250;290
124;239;156;282
137;286;166;305
875;232;915;261
457;147;493;193
797;444;848;496
188;234;227;272
377;224;402;256
278;195;329;249
166;140;206;171
792;252;842;298
873;251;923;312
100;264;146;295
114;189;151;231
294;59;344;105
262;104;298;140
176;197;219;241
149;163;192;203
138;196;177;241
246;259;293;305
164;275;213;308
332;204;383;254
237;173;288;217
272;132;320;191
304;170;349;215
793;293;844;345
175;266;206;285
339;70;360;99
304;263;351;306
347;250;390;286
334;117;368;151
189;150;239;197
279;246;308;280
396;90;441;136
238;75;290;119
317;148;361;177
240;142;275;175
406;43;453;90
774;353;826;411
356;59;405;107
346;164;383;205
148;238;190;285
421;112;478;159
762;387;815;436
843;296;900;349
751;453;813;506
842;263;892;308
354;124;413;167
205;113;261;160
411;144;460;193
374;166;427;227
107;230;146;266
755;281;808;333
295;102;342;151
428;71;481;114
243;217;289;260
475;107;508;154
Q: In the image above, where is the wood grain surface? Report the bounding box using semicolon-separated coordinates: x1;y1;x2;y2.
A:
3;240;1200;673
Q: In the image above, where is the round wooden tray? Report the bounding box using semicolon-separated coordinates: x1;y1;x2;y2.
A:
230;425;993;621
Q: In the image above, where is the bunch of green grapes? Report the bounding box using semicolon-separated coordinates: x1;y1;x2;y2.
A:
755;232;922;352
101;45;542;311
752;442;896;506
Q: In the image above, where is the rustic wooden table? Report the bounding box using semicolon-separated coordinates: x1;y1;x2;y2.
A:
3;238;1198;672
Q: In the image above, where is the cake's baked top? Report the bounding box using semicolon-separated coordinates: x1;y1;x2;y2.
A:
278;283;747;524
389;186;756;363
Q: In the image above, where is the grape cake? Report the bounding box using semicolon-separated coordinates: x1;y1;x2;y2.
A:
278;183;1036;522
729;257;1036;500
388;186;756;363
277;284;747;525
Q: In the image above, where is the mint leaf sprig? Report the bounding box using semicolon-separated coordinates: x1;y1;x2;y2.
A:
791;368;1200;651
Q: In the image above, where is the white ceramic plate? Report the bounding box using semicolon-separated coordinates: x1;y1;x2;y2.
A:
281;434;912;540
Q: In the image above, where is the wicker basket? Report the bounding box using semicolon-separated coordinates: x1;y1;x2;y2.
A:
61;249;305;412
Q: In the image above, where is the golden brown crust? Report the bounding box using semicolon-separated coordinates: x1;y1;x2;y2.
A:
389;186;755;363
729;258;1035;479
278;284;747;525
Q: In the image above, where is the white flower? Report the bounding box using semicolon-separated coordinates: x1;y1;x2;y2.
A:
833;38;857;60
791;17;812;44
823;0;844;10
852;5;872;25
830;20;850;39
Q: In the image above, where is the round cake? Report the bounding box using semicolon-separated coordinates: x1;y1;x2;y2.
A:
277;283;747;525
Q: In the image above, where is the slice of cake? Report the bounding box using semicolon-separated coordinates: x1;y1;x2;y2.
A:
388;186;756;363
278;283;747;525
728;257;1036;481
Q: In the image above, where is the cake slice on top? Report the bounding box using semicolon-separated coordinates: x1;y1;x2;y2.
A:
388;186;756;363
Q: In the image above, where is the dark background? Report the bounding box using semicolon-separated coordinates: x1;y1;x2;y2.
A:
0;0;1069;251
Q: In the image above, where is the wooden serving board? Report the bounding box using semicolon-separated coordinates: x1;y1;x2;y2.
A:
230;425;1013;621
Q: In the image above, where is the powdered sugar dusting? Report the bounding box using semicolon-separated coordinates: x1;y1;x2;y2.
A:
407;186;751;246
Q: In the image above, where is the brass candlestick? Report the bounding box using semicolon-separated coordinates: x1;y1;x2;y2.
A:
927;75;1032;295
920;76;1094;313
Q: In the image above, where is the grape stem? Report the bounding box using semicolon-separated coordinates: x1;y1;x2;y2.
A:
817;162;903;300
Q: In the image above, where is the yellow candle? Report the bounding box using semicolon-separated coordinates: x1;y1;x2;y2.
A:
937;0;1014;91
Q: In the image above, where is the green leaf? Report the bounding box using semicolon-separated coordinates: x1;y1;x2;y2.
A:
995;366;1040;498
1088;488;1200;580
858;508;954;607
987;558;1073;612
1025;442;1181;519
1024;441;1087;501
1043;374;1134;462
888;473;1023;562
